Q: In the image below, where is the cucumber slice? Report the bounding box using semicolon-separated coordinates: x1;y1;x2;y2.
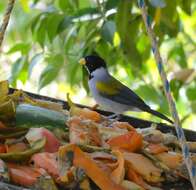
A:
16;104;68;130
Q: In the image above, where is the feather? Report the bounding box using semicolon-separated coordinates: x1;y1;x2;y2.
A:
96;75;173;124
96;76;150;110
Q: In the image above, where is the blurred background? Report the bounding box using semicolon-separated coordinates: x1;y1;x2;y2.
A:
0;0;195;130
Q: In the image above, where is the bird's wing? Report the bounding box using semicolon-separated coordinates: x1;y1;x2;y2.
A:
96;76;150;111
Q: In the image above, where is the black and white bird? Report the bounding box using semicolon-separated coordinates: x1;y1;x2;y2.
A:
79;55;173;124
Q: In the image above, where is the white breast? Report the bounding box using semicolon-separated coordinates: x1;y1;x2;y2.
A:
88;68;130;114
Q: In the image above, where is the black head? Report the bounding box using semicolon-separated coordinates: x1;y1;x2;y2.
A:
79;55;107;74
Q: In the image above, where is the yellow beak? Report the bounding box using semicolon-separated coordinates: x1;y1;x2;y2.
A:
79;58;86;65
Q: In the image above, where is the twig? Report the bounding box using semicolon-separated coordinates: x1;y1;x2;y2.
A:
0;0;16;51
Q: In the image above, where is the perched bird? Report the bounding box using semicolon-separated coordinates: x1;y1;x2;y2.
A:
79;55;173;124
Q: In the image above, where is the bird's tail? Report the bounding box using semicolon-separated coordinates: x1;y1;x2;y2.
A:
146;109;173;124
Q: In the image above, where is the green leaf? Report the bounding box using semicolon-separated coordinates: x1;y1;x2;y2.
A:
149;0;166;8
186;86;196;101
190;101;196;113
170;79;183;100
39;54;64;90
10;57;28;86
116;1;132;42
29;53;43;77
36;18;47;47
58;0;67;11
73;7;98;18
135;85;161;104
45;13;64;42
32;0;39;4
69;62;81;85
105;0;120;10
31;13;48;47
95;40;111;62
7;43;30;55
158;0;179;37
136;34;151;62
135;84;169;115
64;25;78;53
31;13;43;35
82;67;89;93
101;21;116;44
58;16;72;33
58;0;78;13
168;43;187;68
19;0;30;12
181;0;192;15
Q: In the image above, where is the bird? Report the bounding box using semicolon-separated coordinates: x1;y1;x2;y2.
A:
79;55;173;124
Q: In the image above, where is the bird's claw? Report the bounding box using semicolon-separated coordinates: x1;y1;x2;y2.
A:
106;114;121;121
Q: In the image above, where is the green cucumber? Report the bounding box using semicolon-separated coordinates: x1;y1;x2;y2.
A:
16;104;68;130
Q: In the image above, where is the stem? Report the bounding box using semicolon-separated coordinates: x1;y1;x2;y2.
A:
0;0;16;51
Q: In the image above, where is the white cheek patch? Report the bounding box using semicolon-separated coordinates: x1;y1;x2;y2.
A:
85;65;90;74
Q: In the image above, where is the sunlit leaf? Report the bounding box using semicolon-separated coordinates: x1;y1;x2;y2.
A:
82;66;89;93
7;43;30;55
19;0;30;12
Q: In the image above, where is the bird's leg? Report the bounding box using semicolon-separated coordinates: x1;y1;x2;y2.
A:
91;104;99;110
107;113;121;121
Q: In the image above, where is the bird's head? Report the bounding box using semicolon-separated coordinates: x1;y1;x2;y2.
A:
79;55;107;74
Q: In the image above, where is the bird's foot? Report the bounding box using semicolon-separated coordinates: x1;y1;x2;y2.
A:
107;114;121;121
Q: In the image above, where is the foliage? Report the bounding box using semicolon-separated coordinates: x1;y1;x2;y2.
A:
0;0;195;126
